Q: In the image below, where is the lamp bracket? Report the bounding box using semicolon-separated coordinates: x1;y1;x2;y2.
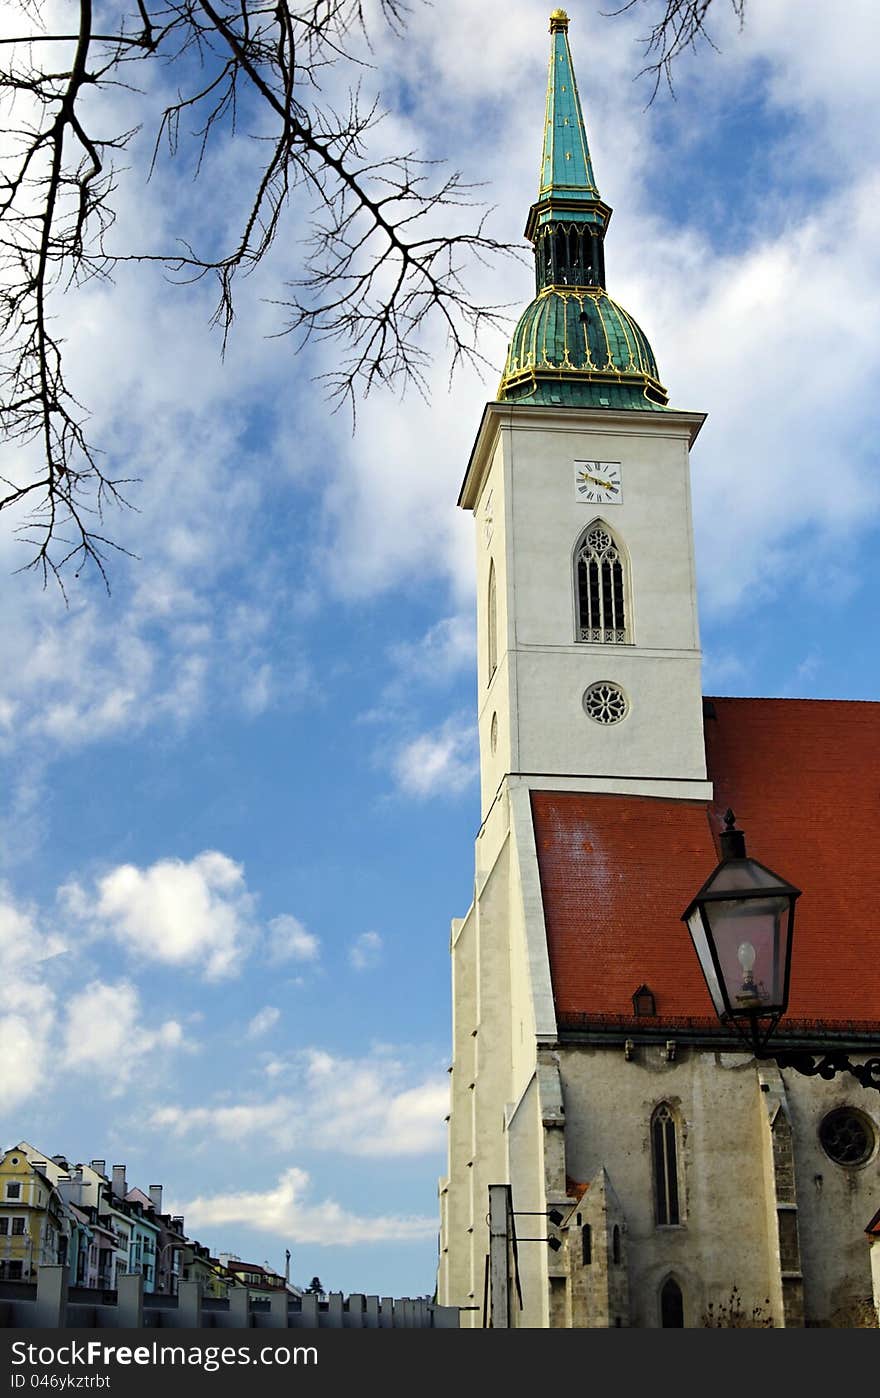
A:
767;1049;880;1093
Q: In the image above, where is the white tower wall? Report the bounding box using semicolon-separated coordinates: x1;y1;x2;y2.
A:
462;403;711;817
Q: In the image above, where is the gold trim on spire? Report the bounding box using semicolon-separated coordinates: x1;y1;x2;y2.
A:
549;9;570;32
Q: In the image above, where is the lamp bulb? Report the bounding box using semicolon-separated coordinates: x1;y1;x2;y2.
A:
737;940;756;975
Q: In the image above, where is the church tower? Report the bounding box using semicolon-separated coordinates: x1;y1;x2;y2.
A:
462;7;709;820
439;10;880;1330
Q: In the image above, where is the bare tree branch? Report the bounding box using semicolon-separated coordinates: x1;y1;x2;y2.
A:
0;1;518;588
606;0;746;101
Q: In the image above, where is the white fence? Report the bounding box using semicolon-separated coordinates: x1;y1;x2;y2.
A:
0;1267;459;1329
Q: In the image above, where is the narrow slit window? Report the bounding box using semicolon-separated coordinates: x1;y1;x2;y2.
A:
487;560;497;683
652;1103;680;1225
576;523;628;643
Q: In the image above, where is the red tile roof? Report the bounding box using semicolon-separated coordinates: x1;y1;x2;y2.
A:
532;697;880;1030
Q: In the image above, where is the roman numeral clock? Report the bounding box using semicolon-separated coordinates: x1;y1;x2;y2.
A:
574;460;622;505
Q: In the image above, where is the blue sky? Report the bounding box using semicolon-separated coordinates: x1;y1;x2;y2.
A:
2;0;880;1298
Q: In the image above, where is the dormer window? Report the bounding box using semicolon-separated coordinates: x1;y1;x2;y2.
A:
632;985;656;1017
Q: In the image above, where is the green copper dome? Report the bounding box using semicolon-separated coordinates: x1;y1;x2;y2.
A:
499;11;669;412
499;286;668;410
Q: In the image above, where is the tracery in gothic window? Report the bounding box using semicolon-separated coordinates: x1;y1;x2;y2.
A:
575;522;628;643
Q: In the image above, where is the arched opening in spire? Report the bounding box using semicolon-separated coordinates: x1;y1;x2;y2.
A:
536;224;605;292
574;521;629;643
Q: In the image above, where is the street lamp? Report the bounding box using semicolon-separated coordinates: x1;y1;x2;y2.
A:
682;810;880;1092
681;809;800;1053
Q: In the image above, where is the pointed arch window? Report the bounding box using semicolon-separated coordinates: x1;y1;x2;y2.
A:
487;560;497;683
660;1278;684;1328
651;1103;681;1226
576;523;628;643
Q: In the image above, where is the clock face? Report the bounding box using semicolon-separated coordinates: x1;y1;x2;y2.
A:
574;460;622;505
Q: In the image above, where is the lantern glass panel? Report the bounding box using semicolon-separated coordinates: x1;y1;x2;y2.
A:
705;859;791;895
704;895;792;1014
686;908;727;1018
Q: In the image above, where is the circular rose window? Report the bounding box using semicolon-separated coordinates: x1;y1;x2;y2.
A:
583;681;628;725
818;1107;876;1166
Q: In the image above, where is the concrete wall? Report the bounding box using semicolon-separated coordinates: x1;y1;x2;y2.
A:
557;1044;879;1327
0;1269;458;1329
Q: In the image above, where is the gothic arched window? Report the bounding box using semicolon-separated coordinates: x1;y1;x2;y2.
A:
660;1278;684;1328
575;522;628;643
652;1103;681;1226
612;1225;621;1264
487;559;497;683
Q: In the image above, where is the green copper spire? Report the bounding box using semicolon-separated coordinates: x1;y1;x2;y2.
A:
526;9;612;286
539;10;600;208
498;13;668;412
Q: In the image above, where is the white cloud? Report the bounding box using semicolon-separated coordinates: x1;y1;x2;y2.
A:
702;650;750;690
0;886;62;1112
61;851;257;980
0;886;187;1111
388;614;476;687
182;1166;435;1246
303;1049;449;1157
153;1099;294;1144
349;931;383;971
152;1047;448;1159
650;175;880;613
266;914;320;965
62;979;185;1087
391;716;478;799
246;1006;281;1039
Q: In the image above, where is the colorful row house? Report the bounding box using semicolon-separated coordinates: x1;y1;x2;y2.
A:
0;1142;224;1297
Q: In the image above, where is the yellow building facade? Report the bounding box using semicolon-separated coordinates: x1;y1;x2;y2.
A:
0;1146;66;1281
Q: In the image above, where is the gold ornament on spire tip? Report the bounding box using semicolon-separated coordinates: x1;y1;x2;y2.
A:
549;8;570;32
